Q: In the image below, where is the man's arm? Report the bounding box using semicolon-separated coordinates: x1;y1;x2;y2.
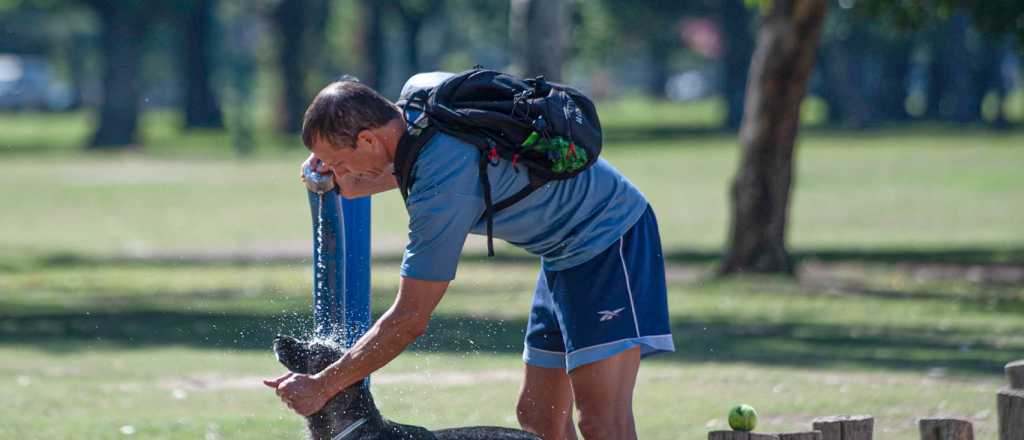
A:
335;170;398;199
300;153;397;199
314;277;448;397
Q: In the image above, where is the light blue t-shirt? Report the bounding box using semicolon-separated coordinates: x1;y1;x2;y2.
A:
398;73;649;281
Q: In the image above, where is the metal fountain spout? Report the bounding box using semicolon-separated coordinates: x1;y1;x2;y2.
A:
301;162;336;194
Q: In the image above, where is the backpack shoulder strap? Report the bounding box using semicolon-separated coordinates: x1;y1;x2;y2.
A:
394;89;438;201
493;173;547;213
393;124;437;201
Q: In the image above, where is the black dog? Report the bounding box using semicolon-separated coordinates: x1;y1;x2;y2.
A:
273;336;541;440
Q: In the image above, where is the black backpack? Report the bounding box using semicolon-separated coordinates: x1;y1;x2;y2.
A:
393;68;603;256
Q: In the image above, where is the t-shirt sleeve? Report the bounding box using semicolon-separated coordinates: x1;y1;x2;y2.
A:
400;191;483;281
399;136;484;281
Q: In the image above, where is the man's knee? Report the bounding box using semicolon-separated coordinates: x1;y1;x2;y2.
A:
575;403;633;440
517;396;571;436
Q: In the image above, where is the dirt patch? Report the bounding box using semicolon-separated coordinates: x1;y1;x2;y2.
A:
157;369;521;393
801;261;1024;285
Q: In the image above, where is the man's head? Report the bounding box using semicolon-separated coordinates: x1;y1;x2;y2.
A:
302;80;403;178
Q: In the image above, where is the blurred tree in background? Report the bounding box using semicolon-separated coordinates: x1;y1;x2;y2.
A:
271;0;330;134
179;0;222;129
594;0;696;98
509;0;567;81
0;0;1020;152
720;0;1024;276
721;0;828;275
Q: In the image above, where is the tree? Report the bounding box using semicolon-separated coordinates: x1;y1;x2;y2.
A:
859;0;1024;47
386;0;445;78
271;0;330;134
180;0;224;129
596;0;695;98
719;0;827;275
358;0;385;89
86;0;151;149
508;0;567;82
816;11;914;127
858;0;1023;125
720;0;755;129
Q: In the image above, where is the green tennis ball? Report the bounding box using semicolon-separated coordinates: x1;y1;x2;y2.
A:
728;404;758;431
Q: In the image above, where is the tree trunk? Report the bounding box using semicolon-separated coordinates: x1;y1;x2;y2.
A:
647;39;672;98
360;0;385;89
272;0;312;134
926;14;974;123
182;0;224;129
67;32;89;110
719;0;827;276
509;0;566;82
722;0;754;129
819;23;873;128
946;13;977;124
89;5;145;149
875;39;912;123
402;13;423;74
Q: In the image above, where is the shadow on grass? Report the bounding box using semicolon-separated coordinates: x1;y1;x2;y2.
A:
601;124;1024;146
10;246;1023;273
660;247;1024;266
1;303;1018;376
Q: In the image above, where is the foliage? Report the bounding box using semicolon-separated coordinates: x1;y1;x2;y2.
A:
856;0;1024;44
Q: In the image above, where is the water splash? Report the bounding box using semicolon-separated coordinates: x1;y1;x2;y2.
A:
314;192;327;336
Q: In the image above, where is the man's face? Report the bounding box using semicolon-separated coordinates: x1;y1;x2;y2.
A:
310;130;390;179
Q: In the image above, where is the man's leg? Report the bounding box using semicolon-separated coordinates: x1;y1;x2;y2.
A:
517;364;578;440
569;347;641;440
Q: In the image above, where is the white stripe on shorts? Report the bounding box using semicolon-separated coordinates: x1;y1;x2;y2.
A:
619;237;641;337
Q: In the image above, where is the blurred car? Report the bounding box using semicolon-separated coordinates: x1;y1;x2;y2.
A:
0;53;72;111
665;68;718;101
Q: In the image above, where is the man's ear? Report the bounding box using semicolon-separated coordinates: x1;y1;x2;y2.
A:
273;335;310;374
355;129;381;152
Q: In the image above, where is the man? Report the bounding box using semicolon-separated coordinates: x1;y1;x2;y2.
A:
264;73;674;440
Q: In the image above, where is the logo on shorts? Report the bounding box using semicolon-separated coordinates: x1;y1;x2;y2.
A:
597;308;626;322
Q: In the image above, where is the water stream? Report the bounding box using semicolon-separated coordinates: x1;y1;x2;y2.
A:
314;192;328;336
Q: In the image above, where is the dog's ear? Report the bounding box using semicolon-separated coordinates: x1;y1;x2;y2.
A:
306;341;346;374
273;335;310;374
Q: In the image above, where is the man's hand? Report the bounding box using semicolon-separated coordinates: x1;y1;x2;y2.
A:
300;152;344;189
263;372;332;416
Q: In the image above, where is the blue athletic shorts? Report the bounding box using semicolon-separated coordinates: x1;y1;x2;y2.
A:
523;205;675;372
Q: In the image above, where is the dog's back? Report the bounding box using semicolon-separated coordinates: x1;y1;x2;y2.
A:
433;427;541;439
273;336;540;440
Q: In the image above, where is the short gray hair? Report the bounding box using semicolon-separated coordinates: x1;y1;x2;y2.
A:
301;80;401;150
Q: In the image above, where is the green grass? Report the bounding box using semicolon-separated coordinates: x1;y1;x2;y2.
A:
0;126;1021;260
0;110;299;156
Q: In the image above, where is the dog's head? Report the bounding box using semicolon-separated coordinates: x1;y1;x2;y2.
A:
273;335;346;375
273;335;375;436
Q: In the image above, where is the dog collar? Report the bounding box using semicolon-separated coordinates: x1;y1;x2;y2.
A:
331;417;368;440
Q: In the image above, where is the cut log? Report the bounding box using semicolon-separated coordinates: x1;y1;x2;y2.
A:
812;415;874;440
1007;360;1024;389
779;432;823;440
709;431;781;440
919;418;974;440
999;389;1024;440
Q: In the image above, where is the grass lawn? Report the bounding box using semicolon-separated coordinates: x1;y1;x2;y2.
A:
1;123;1022;261
1;107;1023;438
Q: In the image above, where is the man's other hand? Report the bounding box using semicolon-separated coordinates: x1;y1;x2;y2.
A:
263;371;332;416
